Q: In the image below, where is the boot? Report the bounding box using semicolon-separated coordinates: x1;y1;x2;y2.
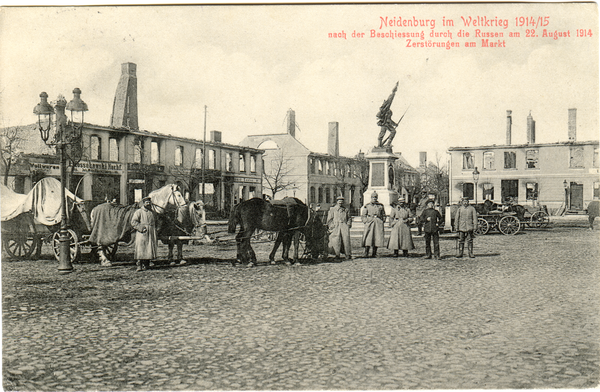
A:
363;247;370;258
457;243;464;258
468;243;475;258
136;260;143;272
372;247;377;258
393;250;399;257
403;250;409;257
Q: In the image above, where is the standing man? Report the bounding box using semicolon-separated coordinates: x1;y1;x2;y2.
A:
454;197;478;258
586;200;599;230
420;199;443;259
131;196;158;271
387;197;415;257
327;196;353;261
361;191;386;258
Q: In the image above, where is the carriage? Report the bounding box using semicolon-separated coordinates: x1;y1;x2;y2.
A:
509;204;550;229
1;178;92;262
472;201;550;236
474;211;521;236
2;180;191;264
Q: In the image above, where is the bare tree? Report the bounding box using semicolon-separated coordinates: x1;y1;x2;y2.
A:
0;126;26;186
263;151;296;198
419;153;449;205
354;152;369;195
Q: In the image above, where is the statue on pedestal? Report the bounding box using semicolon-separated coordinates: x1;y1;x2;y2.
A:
376;82;407;148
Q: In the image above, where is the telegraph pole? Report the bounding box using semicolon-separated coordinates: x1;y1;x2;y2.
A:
202;105;207;203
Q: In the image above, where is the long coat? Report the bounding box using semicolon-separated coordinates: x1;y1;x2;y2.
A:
131;207;158;260
455;205;478;232
588;201;600;219
361;202;386;247
327;204;352;255
416;197;429;223
387;206;415;250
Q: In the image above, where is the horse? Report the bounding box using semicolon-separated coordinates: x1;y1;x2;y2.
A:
158;200;209;265
227;197;327;267
89;184;187;266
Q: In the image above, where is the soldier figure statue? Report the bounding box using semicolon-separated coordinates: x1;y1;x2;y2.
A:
376;81;407;148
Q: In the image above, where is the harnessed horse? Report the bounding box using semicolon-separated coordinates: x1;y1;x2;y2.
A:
89;184;187;266
227;197;327;267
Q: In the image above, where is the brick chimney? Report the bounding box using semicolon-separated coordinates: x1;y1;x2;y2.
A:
111;62;138;130
286;109;296;138
327;122;339;156
210;130;222;143
568;108;577;141
419;151;427;168
527;111;536;144
506;110;512;145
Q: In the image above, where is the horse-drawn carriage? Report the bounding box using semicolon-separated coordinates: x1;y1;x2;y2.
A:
1;180;199;264
474;211;521;235
472;201;550;236
1;178;88;261
3;179;324;267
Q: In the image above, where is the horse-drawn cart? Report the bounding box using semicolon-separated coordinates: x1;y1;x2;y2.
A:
1;178;89;261
513;205;550;229
471;201;550;236
474;211;521;236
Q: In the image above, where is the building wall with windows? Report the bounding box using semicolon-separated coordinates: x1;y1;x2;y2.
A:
448;109;599;214
239;111;363;213
2;123;263;214
448;141;599;214
306;152;363;213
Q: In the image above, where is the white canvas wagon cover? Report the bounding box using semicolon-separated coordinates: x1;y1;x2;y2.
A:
1;177;81;225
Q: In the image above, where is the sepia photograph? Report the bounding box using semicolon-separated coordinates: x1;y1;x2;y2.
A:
0;2;598;390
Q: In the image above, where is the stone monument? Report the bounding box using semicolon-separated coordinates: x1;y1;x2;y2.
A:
363;146;399;215
363;82;406;215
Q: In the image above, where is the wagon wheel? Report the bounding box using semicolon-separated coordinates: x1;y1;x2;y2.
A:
530;211;550;228
52;229;80;263
2;232;40;260
498;215;521;235
474;218;490;236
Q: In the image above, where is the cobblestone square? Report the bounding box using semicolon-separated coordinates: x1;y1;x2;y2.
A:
3;224;599;390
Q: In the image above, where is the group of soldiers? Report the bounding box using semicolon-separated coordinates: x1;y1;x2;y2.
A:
326;192;479;261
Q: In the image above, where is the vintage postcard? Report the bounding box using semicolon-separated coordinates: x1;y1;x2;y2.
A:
0;3;598;391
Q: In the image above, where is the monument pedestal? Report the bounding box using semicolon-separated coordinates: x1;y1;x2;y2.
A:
363;146;399;215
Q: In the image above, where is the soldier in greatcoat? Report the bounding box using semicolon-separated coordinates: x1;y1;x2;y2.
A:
131;196;158;271
454;197;478;258
387;197;415;257
587;200;599;230
361;191;386;258
327;196;353;261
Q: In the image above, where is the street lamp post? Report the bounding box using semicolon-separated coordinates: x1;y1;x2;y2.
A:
472;166;480;205
34;89;88;273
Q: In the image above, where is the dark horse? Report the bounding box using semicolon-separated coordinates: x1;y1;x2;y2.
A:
227;197;327;267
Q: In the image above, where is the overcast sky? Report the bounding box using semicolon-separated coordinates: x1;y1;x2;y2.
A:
0;4;597;167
